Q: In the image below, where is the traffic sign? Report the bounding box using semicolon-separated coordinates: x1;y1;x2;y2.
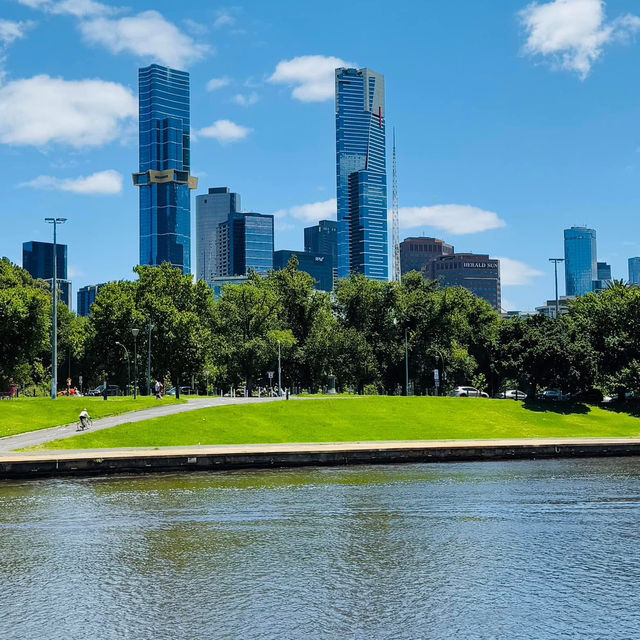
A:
267;371;274;379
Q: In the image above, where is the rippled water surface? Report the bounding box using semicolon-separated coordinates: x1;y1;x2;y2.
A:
1;459;640;639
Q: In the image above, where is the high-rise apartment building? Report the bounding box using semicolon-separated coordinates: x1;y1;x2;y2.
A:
304;220;337;263
77;283;106;317
335;67;388;281
133;64;197;274
196;187;241;282
428;253;501;310
564;226;597;297
218;212;274;276
629;257;640;285
400;237;454;275
22;240;71;307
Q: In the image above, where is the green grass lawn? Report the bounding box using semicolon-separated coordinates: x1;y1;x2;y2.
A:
0;396;185;438
35;396;640;451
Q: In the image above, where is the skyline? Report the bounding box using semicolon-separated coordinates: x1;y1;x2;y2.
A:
3;0;640;310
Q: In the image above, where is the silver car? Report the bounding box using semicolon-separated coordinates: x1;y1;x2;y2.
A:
449;386;489;398
496;389;528;400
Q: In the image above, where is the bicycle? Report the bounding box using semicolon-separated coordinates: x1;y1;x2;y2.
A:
76;417;93;431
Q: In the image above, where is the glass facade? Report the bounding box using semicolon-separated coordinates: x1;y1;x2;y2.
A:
564;227;597;297
22;240;71;307
196;187;241;283
218;212;274;276
134;64;195;274
273;250;334;292
594;261;612;291
77;283;106;317
335;67;388;280
304;220;337;262
629;257;640;285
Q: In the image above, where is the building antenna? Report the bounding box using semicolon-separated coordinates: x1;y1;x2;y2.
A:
392;127;401;283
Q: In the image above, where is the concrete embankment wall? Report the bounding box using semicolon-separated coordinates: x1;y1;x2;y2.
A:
1;439;640;479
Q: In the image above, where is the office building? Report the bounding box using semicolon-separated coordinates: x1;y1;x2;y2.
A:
209;275;248;300
133;64;197;274
629;257;640;285
335;67;388;280
22;240;71;307
196;187;241;283
428;253;501;310
304;220;337;262
594;261;612;291
400;237;454;275
535;296;575;318
564;226;597;297
77;284;106;317
273;250;334;292
218;212;274;276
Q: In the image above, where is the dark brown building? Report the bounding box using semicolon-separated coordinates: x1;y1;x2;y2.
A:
399;237;454;275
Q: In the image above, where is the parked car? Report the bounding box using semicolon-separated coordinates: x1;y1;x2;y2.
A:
86;384;120;397
449;386;489;398
538;389;567;401
569;388;604;404
495;389;528;400
167;386;192;396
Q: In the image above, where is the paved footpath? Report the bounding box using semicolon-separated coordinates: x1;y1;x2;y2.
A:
0;396;281;453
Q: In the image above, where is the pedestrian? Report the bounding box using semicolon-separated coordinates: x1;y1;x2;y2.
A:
154;379;161;399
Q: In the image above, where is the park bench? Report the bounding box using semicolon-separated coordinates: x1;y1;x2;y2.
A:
0;392;13;400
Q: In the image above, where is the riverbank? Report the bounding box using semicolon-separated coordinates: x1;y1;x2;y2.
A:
32;396;640;451
3;437;640;478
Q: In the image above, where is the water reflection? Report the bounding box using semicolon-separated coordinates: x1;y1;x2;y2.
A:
0;459;639;639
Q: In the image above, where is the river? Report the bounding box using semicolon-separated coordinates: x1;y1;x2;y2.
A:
0;458;639;639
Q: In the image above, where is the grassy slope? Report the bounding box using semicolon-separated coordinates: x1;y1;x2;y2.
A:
0;396;185;438
36;396;640;450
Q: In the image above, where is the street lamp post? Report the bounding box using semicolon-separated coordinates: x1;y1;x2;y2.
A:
404;328;409;397
45;217;67;400
278;340;282;398
205;370;210;396
146;320;154;395
549;258;564;318
131;328;139;399
433;349;445;396
115;341;130;396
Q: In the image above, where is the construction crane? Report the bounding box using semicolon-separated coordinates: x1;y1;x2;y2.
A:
391;128;401;283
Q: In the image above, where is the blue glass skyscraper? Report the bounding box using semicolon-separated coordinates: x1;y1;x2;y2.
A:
629;257;640;285
133;64;197;274
218;212;274;276
335;67;388;280
564;226;597;296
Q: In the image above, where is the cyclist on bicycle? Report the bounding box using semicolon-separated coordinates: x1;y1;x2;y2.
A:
78;408;91;430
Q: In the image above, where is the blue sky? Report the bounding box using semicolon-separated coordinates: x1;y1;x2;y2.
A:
2;0;640;311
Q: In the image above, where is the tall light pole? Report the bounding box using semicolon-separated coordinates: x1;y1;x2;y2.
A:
146;320;154;395
278;340;282;397
549;258;565;318
45;217;67;400
115;342;130;396
404;328;409;397
131;328;139;399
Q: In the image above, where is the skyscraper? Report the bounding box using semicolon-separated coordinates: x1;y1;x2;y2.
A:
133;64;197;274
400;237;454;275
196;187;241;282
22;240;71;307
335;67;388;280
564;226;597;297
595;261;612;290
629;257;640;285
273;250;333;292
304;220;337;263
77;283;106;317
218;212;274;276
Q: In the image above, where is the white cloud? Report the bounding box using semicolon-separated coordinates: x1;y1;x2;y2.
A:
198;119;251;143
214;12;235;29
497;257;544;286
79;10;210;68
0;75;136;147
520;0;640;78
19;169;123;194
17;0;113;17
0;19;33;46
398;204;506;235
206;76;230;91
269;55;355;102
288;198;336;222
233;91;259;106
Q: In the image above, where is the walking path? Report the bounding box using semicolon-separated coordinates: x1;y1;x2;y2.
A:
0;396;281;453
